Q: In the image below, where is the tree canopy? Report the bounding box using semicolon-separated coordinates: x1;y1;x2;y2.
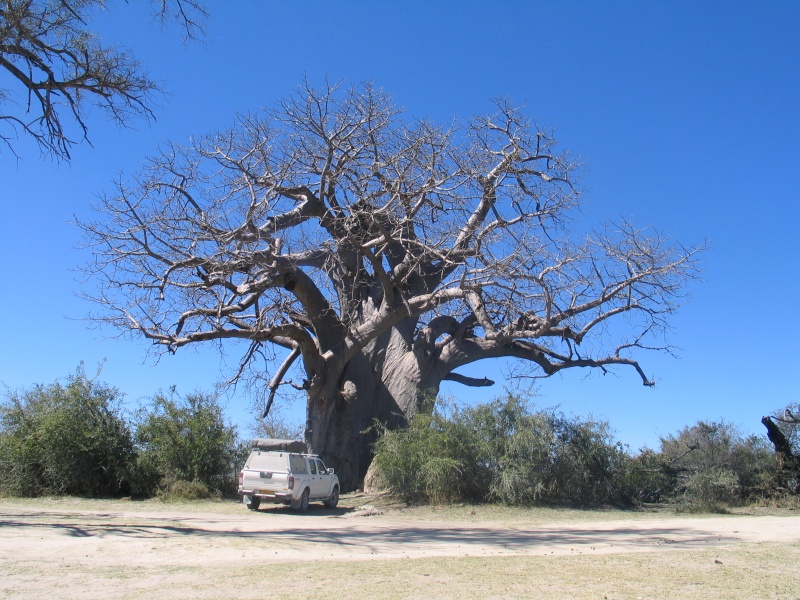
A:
81;80;702;488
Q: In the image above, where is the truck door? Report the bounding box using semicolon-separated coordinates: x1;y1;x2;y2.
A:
309;459;329;497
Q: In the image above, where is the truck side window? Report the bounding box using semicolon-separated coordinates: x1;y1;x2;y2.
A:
289;455;308;474
309;460;318;475
316;460;327;473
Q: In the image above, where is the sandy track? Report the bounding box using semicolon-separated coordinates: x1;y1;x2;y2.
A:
2;503;799;566
3;502;800;599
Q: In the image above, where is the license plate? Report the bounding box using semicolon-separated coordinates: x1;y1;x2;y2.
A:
258;489;278;495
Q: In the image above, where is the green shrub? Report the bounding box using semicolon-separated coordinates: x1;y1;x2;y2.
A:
372;394;636;506
371;407;484;503
547;416;630;506
134;390;244;497
156;479;220;501
0;365;135;497
660;420;774;504
616;448;679;504
419;456;464;503
488;411;556;504
680;467;740;512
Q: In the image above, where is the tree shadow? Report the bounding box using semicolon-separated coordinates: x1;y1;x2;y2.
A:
0;509;741;552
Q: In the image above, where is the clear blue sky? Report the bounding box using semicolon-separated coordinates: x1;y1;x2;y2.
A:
1;1;798;449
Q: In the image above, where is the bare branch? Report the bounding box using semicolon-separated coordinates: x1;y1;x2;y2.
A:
443;372;495;387
81;81;702;441
263;346;301;418
1;0;207;161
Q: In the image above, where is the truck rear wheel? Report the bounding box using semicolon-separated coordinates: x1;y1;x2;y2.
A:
243;495;260;510
296;488;310;513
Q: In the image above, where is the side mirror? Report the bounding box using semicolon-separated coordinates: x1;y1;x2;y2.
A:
327;468;335;475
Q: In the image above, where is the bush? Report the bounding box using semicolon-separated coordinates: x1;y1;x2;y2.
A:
660;420;774;505
134;390;245;497
0;365;135;497
371;406;484;503
547;416;630;506
616;448;679;504
156;479;220;501
372;394;636;506
681;467;740;512
0;368;251;500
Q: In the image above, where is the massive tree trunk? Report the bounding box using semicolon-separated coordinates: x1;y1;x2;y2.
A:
307;323;439;491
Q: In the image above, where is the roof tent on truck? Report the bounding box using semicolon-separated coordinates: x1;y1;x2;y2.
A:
250;438;308;453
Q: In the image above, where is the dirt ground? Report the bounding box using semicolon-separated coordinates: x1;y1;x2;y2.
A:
2;496;799;599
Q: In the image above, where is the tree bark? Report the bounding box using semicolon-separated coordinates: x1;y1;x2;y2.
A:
761;416;799;469
307;326;438;491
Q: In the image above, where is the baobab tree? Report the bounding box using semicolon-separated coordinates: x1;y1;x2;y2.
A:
81;81;701;489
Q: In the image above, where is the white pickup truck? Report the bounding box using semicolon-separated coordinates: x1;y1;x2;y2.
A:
238;446;339;512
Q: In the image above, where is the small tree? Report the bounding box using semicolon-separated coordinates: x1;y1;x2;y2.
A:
0;365;135;497
134;389;242;496
618;448;678;504
485;401;630;506
248;407;303;441
372;401;484;503
682;467;740;513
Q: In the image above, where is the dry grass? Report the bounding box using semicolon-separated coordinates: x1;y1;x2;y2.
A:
2;542;798;599
2;492;796;522
0;494;246;514
271;543;799;600
344;492;799;524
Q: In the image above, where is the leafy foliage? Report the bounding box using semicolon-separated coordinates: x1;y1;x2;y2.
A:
371;407;483;503
0;368;249;499
373;395;634;506
660;420;773;507
373;399;790;510
0;365;135;497
680;468;741;513
133;389;245;497
614;448;678;504
156;479;217;501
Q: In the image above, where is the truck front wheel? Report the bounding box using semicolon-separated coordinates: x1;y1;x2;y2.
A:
323;486;339;509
